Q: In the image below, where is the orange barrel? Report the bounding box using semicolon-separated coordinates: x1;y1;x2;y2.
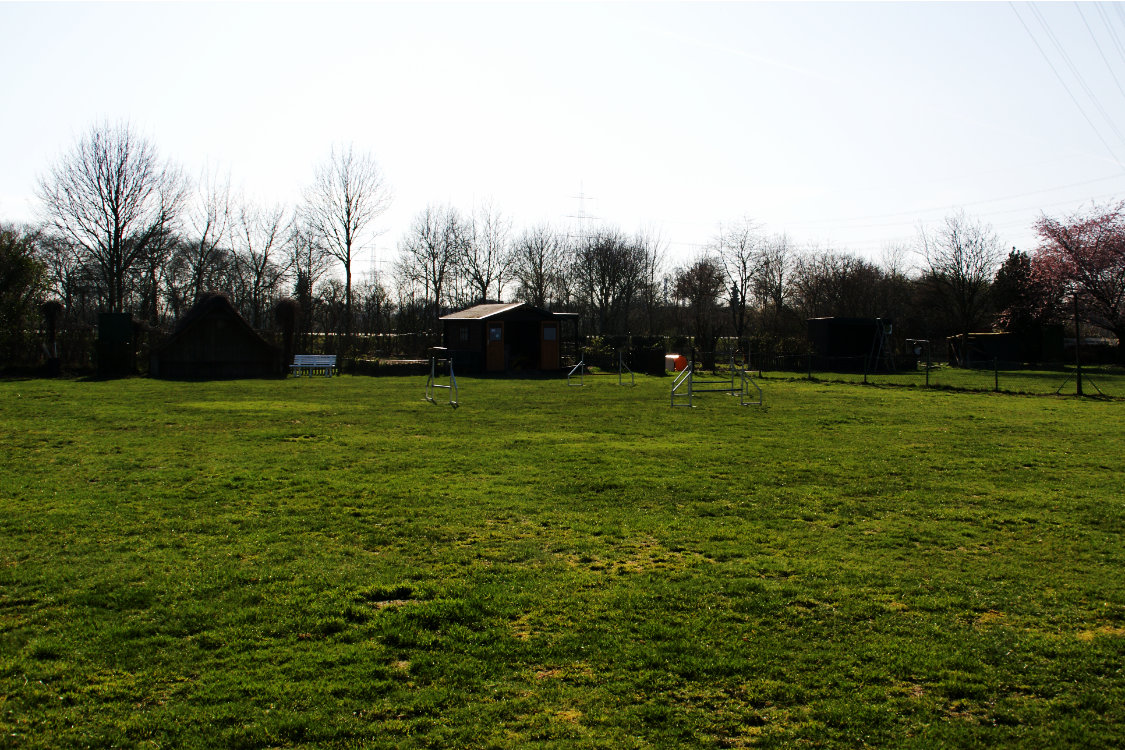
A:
666;354;688;372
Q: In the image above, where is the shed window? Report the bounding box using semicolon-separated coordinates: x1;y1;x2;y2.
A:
459;324;470;344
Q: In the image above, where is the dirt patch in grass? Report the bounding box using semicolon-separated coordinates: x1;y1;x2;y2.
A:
370;599;418;610
976;609;1006;625
555;708;582;723
1076;625;1125;641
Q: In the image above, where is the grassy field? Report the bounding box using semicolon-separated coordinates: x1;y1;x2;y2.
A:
1;373;1123;748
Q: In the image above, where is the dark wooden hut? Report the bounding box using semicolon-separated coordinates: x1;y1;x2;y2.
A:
963;325;1064;365
807;317;894;372
150;294;282;379
440;302;577;373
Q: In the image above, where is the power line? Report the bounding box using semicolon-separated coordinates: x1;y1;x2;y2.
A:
1114;3;1125;54
1094;3;1125;73
784;188;1122;237
665;190;1123;259
1077;2;1125;102
772;174;1125;229
1010;2;1125;168
1028;3;1125;149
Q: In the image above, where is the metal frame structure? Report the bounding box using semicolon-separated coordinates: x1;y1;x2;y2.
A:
671;354;762;408
864;318;896;380
740;370;763;406
1055;373;1105;396
567;349;634;387
425;355;459;407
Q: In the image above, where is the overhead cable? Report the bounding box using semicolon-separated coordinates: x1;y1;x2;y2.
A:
1028;3;1125;150
1010;2;1125;169
1077;2;1125;101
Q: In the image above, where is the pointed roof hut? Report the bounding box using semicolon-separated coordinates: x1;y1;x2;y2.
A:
150;294;283;379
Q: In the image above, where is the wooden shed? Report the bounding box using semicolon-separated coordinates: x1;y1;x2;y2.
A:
807;317;895;372
440;303;577;373
963;326;1064;365
150;294;283;379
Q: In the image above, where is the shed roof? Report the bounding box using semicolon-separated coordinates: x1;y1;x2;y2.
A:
440;302;533;320
441;302;579;322
157;293;278;354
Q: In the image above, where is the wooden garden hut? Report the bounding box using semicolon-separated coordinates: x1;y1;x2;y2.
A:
150;294;283;379
440;302;577;373
963;326;1064;365
807;317;894;372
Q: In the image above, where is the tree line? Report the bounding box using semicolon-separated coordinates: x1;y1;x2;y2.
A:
2;121;1123;367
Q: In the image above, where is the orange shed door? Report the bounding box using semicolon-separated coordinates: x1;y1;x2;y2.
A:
540;322;559;370
486;322;505;371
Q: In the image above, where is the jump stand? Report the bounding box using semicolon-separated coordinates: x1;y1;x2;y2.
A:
671;355;762;408
568;350;634;387
425;353;459;407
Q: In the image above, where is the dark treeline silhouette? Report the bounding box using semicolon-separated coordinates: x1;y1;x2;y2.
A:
2;121;1123;372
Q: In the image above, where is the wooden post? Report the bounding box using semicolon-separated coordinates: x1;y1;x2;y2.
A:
1074;294;1084;397
926;342;931;388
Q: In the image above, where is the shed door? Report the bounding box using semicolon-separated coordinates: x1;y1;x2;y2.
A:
486;322;505;371
540;322;559;370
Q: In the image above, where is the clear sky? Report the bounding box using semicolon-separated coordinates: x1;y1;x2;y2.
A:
3;1;1125;278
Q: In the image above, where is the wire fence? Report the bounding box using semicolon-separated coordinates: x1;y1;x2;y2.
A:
566;343;1124;399
753;354;1124;398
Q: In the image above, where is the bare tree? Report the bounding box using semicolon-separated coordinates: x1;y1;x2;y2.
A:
570;226;646;335
754;234;792;336
673;254;725;359
38;122;186;314
511;223;569;309
713;217;761;341
354;272;394;335
37;233;85;317
633;226;667;334
392;253;427;334
315;277;348;339
789;248;885;320
876;243;921;335
463;201;514;303
879;242;915;280
288;217;333;337
166;234;241;321
232;200;292;328
181;167;234;306
919;210;1002;364
397;205;469;329
134;222;179;325
304;145;391;344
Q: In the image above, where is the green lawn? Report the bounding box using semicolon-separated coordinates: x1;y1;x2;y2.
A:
1;374;1123;748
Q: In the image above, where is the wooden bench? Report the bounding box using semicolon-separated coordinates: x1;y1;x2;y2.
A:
290;354;338;377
